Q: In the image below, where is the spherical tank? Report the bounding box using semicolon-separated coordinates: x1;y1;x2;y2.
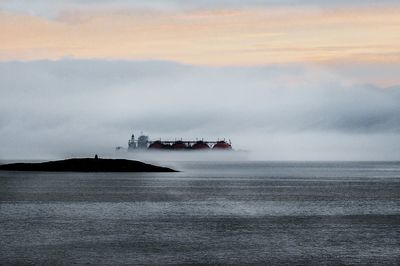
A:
148;141;165;149
172;141;187;150
212;141;232;150
192;141;210;150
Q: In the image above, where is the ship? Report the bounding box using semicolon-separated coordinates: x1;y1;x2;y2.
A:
127;132;232;151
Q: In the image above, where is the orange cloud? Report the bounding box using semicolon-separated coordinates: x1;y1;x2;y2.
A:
1;7;400;65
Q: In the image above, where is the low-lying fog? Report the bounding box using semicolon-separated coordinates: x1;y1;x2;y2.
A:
1;60;399;161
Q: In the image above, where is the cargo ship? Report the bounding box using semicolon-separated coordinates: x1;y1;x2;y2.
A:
127;133;232;151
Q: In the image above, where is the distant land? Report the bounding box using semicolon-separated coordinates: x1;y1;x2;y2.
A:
0;158;176;172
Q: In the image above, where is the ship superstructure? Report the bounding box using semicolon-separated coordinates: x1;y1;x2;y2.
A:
128;133;232;151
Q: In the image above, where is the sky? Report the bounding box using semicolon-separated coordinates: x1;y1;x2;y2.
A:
1;0;400;160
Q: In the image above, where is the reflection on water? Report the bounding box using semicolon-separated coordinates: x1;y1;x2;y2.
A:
0;161;399;264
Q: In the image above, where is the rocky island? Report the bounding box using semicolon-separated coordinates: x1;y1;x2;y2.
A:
0;157;176;172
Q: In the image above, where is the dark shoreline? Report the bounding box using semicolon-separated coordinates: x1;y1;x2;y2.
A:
0;158;177;172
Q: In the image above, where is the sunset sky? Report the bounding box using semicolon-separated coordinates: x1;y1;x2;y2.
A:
2;1;400;67
1;1;400;160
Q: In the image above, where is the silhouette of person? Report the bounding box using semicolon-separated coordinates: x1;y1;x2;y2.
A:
94;154;99;159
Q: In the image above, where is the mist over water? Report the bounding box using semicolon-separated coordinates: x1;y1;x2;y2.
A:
1;161;399;264
1;60;400;161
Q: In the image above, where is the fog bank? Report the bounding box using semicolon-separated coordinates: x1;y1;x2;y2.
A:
0;60;399;160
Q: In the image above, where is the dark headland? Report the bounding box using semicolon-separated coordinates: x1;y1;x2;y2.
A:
0;158;177;172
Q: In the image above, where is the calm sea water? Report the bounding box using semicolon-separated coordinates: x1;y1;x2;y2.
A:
0;161;399;265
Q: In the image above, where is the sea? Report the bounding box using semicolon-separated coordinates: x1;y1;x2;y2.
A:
0;161;399;265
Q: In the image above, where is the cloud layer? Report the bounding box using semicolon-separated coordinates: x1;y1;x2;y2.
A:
1;4;400;65
2;0;400;17
0;60;399;160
